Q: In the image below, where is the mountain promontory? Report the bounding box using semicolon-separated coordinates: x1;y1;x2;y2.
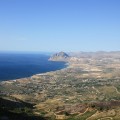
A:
49;51;70;61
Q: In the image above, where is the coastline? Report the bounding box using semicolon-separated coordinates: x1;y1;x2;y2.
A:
0;60;69;83
0;52;69;81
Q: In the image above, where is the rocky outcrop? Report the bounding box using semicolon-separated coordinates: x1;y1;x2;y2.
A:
49;52;70;61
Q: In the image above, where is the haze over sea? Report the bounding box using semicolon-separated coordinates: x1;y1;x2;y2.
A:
0;52;66;81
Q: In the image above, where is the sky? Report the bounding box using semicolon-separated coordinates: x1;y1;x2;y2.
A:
0;0;120;52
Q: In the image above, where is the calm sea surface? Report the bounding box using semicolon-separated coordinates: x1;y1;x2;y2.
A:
0;53;66;81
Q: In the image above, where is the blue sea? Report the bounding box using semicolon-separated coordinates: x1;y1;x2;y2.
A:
0;53;66;81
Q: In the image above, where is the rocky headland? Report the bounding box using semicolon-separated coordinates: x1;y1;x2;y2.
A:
49;51;70;61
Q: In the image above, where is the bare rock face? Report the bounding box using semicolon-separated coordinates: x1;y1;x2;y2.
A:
49;52;70;61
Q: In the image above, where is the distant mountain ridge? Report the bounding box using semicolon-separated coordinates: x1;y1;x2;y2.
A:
49;52;70;61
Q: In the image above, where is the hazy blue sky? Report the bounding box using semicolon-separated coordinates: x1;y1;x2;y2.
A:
0;0;120;52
